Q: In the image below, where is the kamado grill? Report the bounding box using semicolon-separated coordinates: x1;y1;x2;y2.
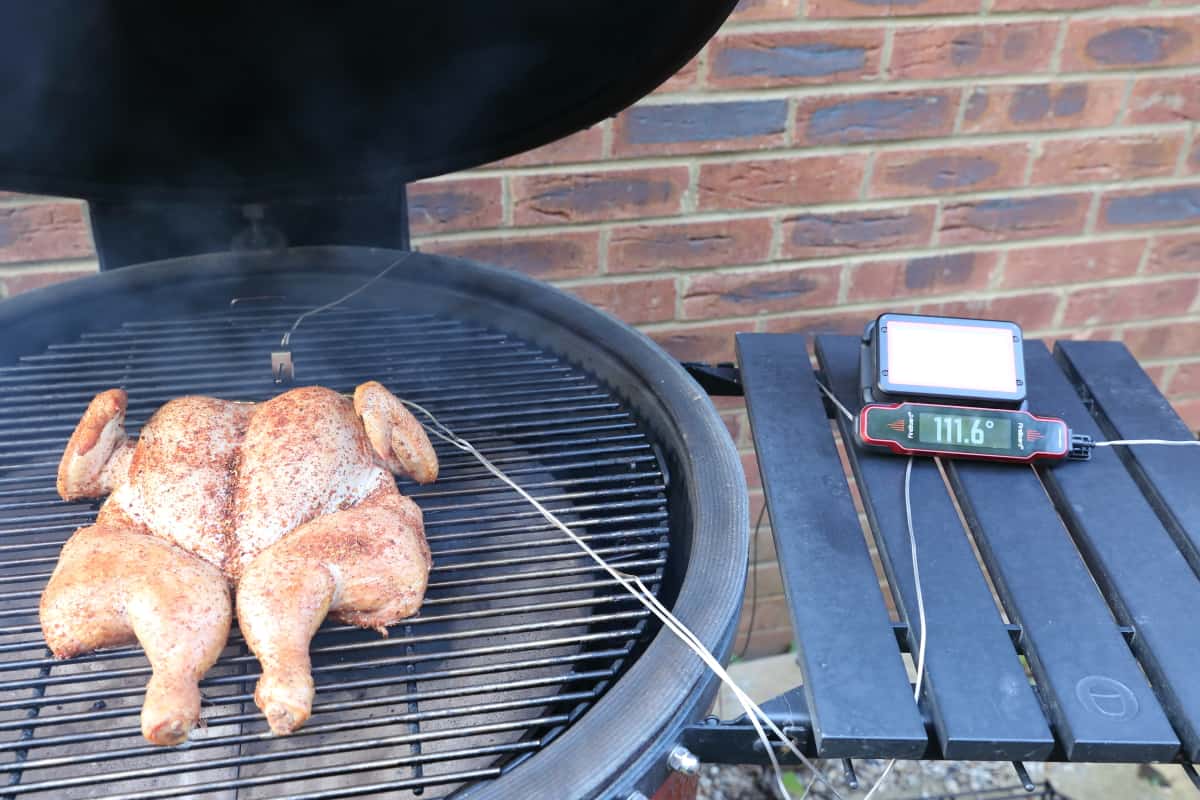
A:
0;4;748;799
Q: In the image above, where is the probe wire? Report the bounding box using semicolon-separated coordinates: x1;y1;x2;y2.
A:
398;398;846;800
1093;438;1200;448
280;251;416;348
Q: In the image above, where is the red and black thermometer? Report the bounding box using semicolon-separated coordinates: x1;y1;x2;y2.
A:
855;314;1091;463
856;402;1076;463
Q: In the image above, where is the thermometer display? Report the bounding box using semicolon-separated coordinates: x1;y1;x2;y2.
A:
918;412;1011;450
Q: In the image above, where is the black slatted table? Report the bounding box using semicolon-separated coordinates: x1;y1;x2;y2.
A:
718;333;1200;771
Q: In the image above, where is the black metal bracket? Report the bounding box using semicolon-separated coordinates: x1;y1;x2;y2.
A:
681;362;743;396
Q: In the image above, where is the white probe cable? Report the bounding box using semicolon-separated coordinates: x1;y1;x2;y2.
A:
399;398;846;800
1093;438;1200;448
280;251;415;348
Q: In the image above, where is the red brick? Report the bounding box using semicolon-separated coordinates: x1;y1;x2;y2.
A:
407;178;503;236
655;50;704;94
961;80;1124;134
721;409;746;448
1098;184;1200;231
797;90;958;146
870;143;1029;199
781;205;936;260
807;0;980;18
1169;361;1200;397
1122;323;1200;360
847;251;999;303
1000;239;1147;289
939;193;1089;245
742;451;762;490
736;597;791;637
1147;233;1200;274
511;167;689;225
761;309;891;335
734;626;793;660
1062;278;1200;327
1127;77;1200;124
1143;364;1169;392
1174;397;1200;431
888;22;1057;80
698;154;867;211
608;219;772;274
415;232;599;281
489;126;605;168
567;279;676;325
1;269;91;296
682;265;841;319
0;202;92;264
709;29;883;89
730;0;800;21
1031;134;1184;185
1062;15;1200;72
992;0;1147;9
612;100;788;157
649;321;750;363
920;291;1061;332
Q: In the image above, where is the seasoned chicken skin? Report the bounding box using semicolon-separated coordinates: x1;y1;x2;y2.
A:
41;382;437;744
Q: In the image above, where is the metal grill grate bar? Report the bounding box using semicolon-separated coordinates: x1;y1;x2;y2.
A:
0;668;618;742
2;693;596;773
0;644;638;719
113;744;537;800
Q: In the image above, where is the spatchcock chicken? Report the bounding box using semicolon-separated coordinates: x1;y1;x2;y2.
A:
40;382;437;746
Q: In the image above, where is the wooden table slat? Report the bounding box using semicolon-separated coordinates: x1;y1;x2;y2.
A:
817;335;1054;761
738;333;927;758
1057;340;1200;578
1026;342;1200;761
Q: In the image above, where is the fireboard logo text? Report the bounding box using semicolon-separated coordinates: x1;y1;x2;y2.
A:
906;410;914;440
1018;421;1025;451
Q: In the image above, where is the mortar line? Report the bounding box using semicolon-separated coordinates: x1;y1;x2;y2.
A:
619;64;1195;103
417;228;1198;278
413;174;1200;241
1048;15;1071;74
457;122;1196;177
627;272;1200;332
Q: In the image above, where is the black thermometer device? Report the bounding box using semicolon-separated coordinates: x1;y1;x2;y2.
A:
855;314;1090;462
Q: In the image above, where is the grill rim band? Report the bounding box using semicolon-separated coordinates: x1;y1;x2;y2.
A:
0;246;749;799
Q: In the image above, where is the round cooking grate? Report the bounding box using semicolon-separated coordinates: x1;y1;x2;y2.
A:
0;302;669;799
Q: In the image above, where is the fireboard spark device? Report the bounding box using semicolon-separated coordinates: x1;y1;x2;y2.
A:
854;314;1090;462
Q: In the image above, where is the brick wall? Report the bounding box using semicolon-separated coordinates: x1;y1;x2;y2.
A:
3;1;1200;658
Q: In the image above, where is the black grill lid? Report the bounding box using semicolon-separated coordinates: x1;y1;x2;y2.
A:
0;1;735;202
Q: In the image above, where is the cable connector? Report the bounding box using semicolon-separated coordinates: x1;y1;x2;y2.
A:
1068;432;1094;461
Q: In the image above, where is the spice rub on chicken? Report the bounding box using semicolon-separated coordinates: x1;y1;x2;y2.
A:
41;382;437;745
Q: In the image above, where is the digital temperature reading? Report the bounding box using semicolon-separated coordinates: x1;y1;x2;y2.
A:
918;413;1011;450
856;402;1071;463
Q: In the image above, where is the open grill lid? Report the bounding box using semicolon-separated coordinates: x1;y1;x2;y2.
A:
0;1;735;202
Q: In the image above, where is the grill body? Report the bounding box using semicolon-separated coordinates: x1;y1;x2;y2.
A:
0;247;747;799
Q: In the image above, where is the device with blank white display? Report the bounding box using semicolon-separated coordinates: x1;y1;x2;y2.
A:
859;313;1026;409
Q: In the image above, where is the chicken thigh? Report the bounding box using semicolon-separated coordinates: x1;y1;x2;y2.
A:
41;381;437;744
